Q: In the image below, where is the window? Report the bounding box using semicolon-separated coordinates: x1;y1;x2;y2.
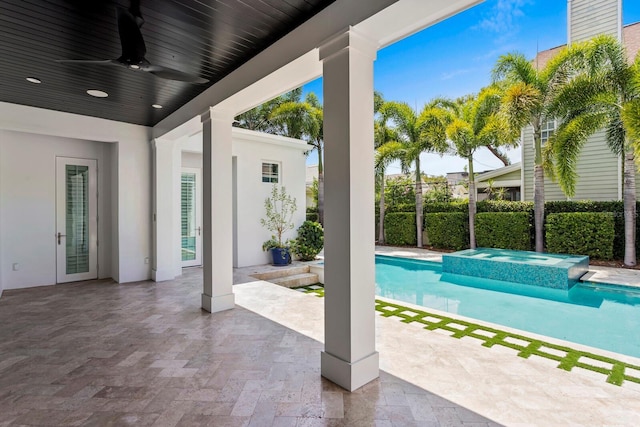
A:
262;162;279;183
541;119;556;144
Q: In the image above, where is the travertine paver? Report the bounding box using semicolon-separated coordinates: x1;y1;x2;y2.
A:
0;269;498;427
235;278;640;426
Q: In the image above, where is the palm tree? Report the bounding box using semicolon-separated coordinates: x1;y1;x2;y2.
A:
270;93;325;225
375;141;405;244
234;88;303;132
446;87;516;248
493;51;573;252
545;35;638;266
374;95;403;243
381;100;452;247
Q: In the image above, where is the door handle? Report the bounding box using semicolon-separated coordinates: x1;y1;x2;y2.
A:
196;226;201;236
57;232;66;245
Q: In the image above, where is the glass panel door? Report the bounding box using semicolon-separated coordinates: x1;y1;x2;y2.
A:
56;158;98;283
66;165;90;274
181;169;201;267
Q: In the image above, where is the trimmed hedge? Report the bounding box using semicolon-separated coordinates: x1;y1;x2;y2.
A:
476;212;532;251
384;213;416;245
306;212;319;222
546;212;615;260
545;200;640;260
425;212;469;250
426;201;468;213
476;200;534;213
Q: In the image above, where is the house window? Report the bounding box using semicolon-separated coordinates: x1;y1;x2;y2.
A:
262;162;279;183
541;119;556;144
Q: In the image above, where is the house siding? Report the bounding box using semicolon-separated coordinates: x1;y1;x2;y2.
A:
569;0;620;43
496;169;522;181
522;126;619;202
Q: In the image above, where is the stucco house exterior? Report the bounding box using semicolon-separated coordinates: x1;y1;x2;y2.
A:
0;0;486;392
478;0;640;202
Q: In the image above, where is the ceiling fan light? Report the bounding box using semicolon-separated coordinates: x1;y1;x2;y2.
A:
130;64;140;70
26;77;41;84
87;89;108;98
152;104;163;109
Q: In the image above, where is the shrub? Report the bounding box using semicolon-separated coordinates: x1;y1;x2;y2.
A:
385;203;416;213
477;200;534;213
476;212;532;250
306;212;319;222
546;213;615;260
425;212;469;250
545;200;638;260
291;221;324;261
425;201;468;213
384;213;416;245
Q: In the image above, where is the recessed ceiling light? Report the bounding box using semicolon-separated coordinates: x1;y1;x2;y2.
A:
152;104;163;109
87;89;108;98
26;77;41;84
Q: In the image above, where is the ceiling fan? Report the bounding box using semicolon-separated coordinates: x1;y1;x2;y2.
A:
56;0;208;84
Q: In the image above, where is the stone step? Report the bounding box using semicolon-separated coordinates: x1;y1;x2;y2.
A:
251;265;310;281
270;273;319;288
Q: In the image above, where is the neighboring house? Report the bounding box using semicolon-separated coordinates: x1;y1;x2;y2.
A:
475;163;522;201
446;171;468;187
484;0;640;202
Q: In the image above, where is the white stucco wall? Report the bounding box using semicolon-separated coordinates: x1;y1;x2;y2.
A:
0;102;152;290
181;128;310;268
0;130;113;289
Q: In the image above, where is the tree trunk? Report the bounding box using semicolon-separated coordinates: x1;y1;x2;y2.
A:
468;157;477;249
623;150;637;266
533;126;544;252
415;157;423;248
378;173;385;244
317;144;324;226
533;165;545;252
486;145;511;166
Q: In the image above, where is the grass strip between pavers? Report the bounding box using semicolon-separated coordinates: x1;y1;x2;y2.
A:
295;284;640;387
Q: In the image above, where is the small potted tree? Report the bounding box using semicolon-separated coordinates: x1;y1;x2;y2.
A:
261;185;297;266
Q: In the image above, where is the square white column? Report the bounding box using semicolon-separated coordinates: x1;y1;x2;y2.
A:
201;107;235;313
151;138;181;282
319;28;379;392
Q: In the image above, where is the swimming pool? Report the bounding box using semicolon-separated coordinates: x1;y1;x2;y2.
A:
375;255;640;358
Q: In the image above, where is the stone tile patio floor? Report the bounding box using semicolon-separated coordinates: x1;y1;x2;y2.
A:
1;246;639;426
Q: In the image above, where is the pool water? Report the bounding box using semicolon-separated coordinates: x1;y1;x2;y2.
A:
375;255;640;358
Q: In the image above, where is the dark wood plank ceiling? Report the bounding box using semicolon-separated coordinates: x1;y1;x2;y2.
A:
0;0;335;127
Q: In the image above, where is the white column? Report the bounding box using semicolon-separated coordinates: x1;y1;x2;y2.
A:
201;107;235;313
319;28;379;392
151;138;181;282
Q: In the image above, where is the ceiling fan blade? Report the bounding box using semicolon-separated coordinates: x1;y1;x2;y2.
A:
55;59;119;65
146;65;208;84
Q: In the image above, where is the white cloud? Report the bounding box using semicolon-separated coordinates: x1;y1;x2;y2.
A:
474;0;533;38
440;68;475;80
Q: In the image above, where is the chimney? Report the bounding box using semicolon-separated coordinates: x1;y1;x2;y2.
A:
567;0;622;44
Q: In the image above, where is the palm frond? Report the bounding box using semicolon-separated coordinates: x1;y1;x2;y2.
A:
492;52;537;86
550;111;609;197
606;109;626;157
501;82;541;130
375;141;405;173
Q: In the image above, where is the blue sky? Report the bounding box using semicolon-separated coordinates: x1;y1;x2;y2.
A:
304;0;640;176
